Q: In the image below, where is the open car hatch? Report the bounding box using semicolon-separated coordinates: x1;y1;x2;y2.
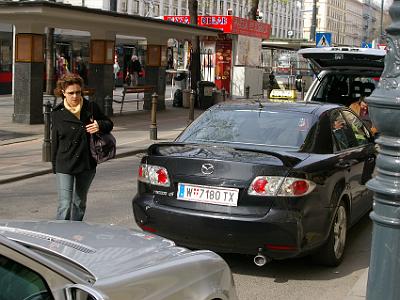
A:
298;47;385;73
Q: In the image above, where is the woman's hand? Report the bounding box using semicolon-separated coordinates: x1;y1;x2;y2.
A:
86;120;99;134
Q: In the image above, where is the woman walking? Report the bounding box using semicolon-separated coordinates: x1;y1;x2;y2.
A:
51;74;113;221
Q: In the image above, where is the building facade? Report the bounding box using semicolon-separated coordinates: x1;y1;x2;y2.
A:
59;0;304;40
303;0;389;47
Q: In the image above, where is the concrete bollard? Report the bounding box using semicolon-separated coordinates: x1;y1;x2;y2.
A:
150;92;158;140
42;101;52;162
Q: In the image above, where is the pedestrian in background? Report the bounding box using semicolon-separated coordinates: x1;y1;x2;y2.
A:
113;59;120;90
126;55;141;86
75;56;88;85
52;74;113;221
349;96;377;135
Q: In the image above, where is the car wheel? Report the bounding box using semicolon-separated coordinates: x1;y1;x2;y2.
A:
313;200;347;267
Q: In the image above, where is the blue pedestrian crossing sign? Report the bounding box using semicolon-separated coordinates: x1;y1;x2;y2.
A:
316;32;332;48
361;41;372;48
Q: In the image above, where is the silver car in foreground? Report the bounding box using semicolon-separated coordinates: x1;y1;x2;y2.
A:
0;220;237;300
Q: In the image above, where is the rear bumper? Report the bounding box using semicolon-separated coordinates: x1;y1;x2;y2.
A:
133;194;305;259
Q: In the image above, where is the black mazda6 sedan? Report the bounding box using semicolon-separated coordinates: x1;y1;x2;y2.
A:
133;101;376;267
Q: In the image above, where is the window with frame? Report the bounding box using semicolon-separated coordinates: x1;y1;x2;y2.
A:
133;0;139;14
341;110;370;146
330;110;358;151
0;255;53;300
154;4;160;16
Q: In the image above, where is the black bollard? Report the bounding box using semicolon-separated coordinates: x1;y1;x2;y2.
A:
189;89;195;124
104;95;113;117
150;92;158;140
42;101;52;162
245;86;250;99
221;87;226;102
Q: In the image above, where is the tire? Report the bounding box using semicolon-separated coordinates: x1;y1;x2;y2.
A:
313;200;348;267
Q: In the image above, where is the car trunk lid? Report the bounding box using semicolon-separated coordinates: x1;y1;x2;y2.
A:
143;143;307;216
298;47;385;73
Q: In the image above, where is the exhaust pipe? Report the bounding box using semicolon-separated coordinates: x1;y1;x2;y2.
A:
254;252;271;267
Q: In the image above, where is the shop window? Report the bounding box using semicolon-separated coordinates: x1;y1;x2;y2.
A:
0;37;12;72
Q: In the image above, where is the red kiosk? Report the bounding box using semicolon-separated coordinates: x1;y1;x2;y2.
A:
163;15;271;97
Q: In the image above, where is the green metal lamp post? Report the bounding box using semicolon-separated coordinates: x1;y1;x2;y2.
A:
366;1;400;299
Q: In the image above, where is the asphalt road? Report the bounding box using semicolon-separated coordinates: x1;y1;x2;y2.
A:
0;155;372;300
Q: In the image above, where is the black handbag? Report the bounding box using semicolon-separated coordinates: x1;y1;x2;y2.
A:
89;102;116;164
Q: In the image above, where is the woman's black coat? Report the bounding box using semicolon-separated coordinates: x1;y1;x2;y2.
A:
51;98;114;174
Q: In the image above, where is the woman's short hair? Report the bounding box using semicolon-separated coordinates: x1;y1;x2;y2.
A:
55;74;84;97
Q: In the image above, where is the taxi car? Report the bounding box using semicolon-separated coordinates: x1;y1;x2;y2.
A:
133;101;376;267
269;89;297;102
0;220;238;300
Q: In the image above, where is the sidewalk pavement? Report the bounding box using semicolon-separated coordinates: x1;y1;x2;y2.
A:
0;91;369;299
0;89;201;184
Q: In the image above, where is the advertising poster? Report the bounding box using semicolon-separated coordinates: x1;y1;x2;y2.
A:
215;36;232;93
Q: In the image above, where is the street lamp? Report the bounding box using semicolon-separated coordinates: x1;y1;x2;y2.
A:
366;0;400;299
310;0;317;41
380;0;384;43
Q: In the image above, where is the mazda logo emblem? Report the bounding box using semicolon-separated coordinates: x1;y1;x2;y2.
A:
201;163;214;175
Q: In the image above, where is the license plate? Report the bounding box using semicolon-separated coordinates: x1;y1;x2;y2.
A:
177;183;239;207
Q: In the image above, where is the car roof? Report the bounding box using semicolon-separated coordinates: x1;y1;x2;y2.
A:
212;100;341;116
298;47;385;72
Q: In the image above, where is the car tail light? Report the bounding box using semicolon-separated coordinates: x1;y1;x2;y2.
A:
138;164;170;187
248;176;315;197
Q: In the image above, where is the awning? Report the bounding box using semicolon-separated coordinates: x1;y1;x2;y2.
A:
0;1;221;40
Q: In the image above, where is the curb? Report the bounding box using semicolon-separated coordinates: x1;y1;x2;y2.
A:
0;148;147;185
344;269;368;300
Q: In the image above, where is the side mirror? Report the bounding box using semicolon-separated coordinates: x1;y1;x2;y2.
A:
65;284;107;300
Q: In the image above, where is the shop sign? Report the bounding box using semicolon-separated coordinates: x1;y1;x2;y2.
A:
163;15;271;40
230;17;271;40
163;15;190;24
198;16;232;33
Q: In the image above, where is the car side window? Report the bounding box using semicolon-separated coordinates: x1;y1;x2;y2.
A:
341;110;370;146
0;255;53;300
330;110;358;151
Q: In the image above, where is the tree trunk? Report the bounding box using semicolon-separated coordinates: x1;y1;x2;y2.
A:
188;0;200;92
45;27;55;95
248;0;259;20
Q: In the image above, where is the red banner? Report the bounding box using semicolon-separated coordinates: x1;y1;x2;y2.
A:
163;15;271;39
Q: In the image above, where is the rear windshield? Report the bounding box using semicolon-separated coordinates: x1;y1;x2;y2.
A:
177;109;315;149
